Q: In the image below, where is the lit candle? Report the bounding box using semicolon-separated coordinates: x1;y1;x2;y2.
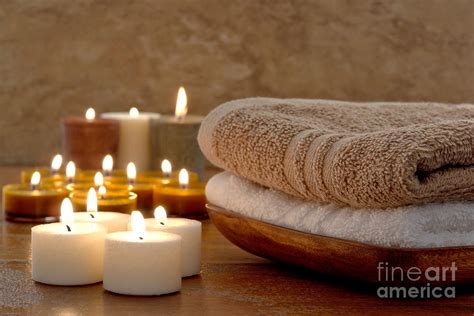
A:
21;154;63;184
31;198;106;285
103;211;182;296
101;107;160;171
72;188;130;232
70;189;137;214
137;159;199;185
141;206;201;277
153;169;207;218
3;172;67;222
151;87;205;178
102;154;114;177
61;107;120;169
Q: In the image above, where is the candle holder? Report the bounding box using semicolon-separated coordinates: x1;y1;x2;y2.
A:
137;170;199;185
21;168;52;184
70;191;137;214
153;182;207;219
3;184;68;223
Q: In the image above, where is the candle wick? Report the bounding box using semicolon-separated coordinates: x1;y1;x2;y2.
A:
160;222;165;225
139;237;143;240
90;213;95;219
66;225;71;232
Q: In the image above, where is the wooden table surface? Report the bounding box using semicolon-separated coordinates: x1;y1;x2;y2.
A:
0;166;473;315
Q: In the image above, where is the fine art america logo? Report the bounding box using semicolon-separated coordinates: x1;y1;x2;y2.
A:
377;262;457;299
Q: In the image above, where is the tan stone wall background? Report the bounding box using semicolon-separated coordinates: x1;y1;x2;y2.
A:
0;0;473;165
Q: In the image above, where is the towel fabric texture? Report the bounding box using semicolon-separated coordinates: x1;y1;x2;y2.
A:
199;98;474;208
206;172;474;248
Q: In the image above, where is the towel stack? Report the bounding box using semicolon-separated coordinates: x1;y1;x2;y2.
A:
198;98;474;248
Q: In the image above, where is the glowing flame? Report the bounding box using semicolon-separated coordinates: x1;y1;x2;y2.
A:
66;161;76;181
175;87;187;119
102;155;113;174
51;154;63;172
131;211;146;240
94;172;104;187
161;159;172;177
129;107;140;117
178;168;189;188
154;206;168;225
98;185;107;197
85;107;96;120
31;171;41;187
127;162;136;182
87;187;98;213
60;198;74;227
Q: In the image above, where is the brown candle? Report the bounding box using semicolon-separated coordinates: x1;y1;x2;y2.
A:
3;184;68;223
70;191;137;214
61;109;120;170
153;182;207;219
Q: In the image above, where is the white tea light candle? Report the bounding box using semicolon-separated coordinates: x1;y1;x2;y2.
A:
142;206;202;277
72;188;130;232
103;211;182;296
31;198;106;285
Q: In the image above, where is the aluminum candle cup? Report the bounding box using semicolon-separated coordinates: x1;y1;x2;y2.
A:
3;184;67;222
70;191;137;214
101;110;160;171
151;115;205;178
60;116;120;170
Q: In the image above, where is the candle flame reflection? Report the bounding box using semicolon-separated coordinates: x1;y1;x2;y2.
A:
175;87;187;119
131;211;146;240
85;107;96;120
51;154;63;172
87;187;98;214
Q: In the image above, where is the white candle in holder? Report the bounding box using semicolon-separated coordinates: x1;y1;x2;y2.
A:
72;188;130;232
103;211;182;296
101;108;160;171
31;198;106;285
138;206;202;277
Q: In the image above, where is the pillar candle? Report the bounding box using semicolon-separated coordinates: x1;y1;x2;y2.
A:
3;172;68;223
32;198;106;285
142;206;201;277
104;211;182;296
72;188;131;232
101;108;160;171
61;108;120;170
151;88;205;178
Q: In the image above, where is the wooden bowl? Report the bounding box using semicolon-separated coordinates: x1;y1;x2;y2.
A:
207;204;474;285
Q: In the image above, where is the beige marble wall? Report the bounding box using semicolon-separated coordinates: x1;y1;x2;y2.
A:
0;0;473;165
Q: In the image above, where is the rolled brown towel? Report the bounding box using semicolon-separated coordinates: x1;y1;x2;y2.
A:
198;98;474;208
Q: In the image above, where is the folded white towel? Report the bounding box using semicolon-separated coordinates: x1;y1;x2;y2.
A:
206;172;474;248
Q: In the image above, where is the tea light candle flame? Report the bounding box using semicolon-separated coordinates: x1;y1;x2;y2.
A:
127;162;137;184
61;198;74;232
102;155;113;176
129;107;140;117
98;185;107;199
131;211;146;240
94;172;104;188
85;107;96;120
30;171;41;190
87;187;98;217
175;87;187;120
161;159;172;178
51;154;63;173
178;169;189;189
154;206;167;225
66;161;76;183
